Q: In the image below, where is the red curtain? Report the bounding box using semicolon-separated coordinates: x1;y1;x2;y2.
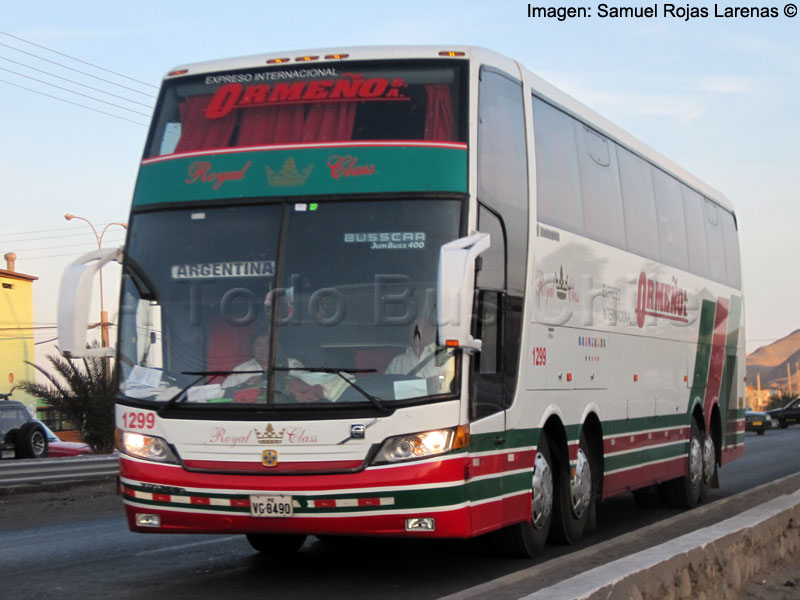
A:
424;84;454;141
237;105;306;146
302;102;357;142
236;102;356;146
173;95;236;154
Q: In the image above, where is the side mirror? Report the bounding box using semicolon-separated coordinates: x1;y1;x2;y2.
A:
436;232;490;352
58;247;124;358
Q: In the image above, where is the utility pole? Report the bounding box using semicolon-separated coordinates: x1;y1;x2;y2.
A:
788;363;793;396
757;373;762;410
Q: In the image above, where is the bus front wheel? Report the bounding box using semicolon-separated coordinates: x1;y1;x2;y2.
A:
492;431;553;557
245;533;307;556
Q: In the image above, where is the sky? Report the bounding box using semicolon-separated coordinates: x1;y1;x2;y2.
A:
1;0;798;363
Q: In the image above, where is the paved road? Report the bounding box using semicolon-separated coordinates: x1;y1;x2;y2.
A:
2;427;799;600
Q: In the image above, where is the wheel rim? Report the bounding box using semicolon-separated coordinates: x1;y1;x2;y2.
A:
570;447;592;519
688;435;703;489
32;430;46;456
531;450;553;530
702;435;715;486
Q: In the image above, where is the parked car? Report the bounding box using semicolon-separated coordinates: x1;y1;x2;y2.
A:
0;397;48;459
767;397;800;429
745;410;774;435
38;422;93;457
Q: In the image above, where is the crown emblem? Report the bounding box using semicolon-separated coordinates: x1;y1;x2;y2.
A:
262;449;279;467
265;158;314;187
555;266;568;300
255;423;285;445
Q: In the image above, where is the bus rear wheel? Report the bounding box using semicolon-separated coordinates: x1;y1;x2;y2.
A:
245;533;307;556
493;431;553;557
551;435;593;545
665;419;703;509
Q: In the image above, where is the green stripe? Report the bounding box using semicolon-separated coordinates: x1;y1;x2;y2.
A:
133;146;467;206
602;414;690;436
605;441;688;473
688;299;717;413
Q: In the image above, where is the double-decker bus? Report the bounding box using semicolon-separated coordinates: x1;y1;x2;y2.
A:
58;46;744;557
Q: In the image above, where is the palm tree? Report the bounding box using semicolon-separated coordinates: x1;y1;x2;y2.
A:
16;350;117;454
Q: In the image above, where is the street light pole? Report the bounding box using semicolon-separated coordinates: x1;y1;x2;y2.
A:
64;214;127;349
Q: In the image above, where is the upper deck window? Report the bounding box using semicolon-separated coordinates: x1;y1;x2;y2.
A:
146;60;466;158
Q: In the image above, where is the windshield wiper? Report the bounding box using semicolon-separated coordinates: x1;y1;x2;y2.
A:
274;367;392;414
157;370;262;415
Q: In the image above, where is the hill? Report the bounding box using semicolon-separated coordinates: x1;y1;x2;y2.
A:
747;329;800;390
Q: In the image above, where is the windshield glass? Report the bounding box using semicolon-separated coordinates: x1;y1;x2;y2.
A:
118;199;462;409
146;60;466;158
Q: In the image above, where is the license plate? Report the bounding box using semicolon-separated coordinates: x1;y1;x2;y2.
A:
752;421;762;426
1;449;14;459
250;495;293;517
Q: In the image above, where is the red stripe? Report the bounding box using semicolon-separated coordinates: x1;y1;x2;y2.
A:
358;498;381;507
603;456;685;498
153;493;171;503
182;459;364;473
124;504;472;538
190;497;210;506
313;499;337;508
230;498;250;508
120;454;467;494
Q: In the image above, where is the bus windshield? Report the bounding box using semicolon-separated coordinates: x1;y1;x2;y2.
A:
146;60;466;158
118;199;462;409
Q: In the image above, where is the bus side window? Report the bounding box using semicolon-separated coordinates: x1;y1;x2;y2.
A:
704;198;727;283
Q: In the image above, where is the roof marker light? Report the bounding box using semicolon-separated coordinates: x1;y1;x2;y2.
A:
295;55;319;62
324;53;350;60
439;51;466;57
168;69;189;77
267;58;291;64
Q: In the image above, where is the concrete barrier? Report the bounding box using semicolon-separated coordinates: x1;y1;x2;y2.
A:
0;455;119;490
525;489;800;599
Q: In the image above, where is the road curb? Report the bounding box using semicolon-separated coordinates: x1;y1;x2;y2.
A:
441;472;800;600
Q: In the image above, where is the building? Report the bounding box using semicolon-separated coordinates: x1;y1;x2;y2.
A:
0;252;38;416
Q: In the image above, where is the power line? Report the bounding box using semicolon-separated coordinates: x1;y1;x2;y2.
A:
0;78;148;126
0;38;156;98
0;65;151;117
0;30;158;90
0;55;153;108
1;222;128;238
7;237;126;255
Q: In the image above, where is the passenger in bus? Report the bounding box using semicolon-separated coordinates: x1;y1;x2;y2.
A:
222;328;271;388
385;315;448;379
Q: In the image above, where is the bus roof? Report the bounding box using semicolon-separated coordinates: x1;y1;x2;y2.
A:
163;45;734;215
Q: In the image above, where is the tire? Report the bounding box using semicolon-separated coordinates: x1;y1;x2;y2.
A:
550;434;593;545
16;422;48;459
245;533;306;556
756;429;765;436
492;431;554;558
699;429;716;504
665;419;703;509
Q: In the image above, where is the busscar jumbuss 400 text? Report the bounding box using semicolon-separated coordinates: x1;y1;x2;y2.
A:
58;46;744;557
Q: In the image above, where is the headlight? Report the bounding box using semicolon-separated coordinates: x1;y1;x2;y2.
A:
119;431;179;464
373;425;469;464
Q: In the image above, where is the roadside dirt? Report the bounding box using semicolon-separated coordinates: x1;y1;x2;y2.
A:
739;553;800;600
0;479;122;531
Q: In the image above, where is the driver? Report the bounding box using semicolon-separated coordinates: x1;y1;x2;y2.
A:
222;328;271;388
